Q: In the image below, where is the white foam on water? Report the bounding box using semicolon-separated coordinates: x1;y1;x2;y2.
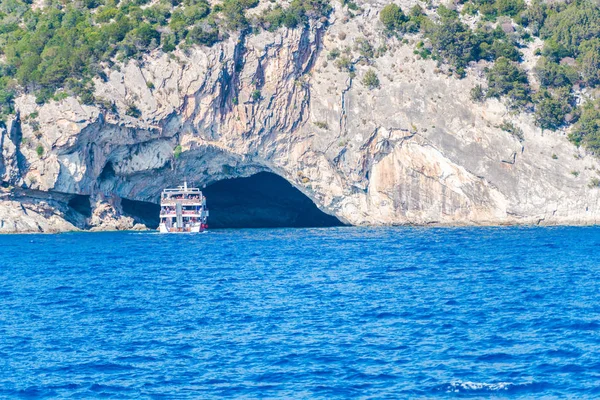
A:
444;381;515;393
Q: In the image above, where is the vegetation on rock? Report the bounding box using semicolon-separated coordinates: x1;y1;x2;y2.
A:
173;144;183;159
379;4;408;32
485;57;530;110
0;0;331;122
569;100;600;154
421;6;522;74
36;144;44;158
380;3;424;34
362;69;380;89
3;0;600;157
377;0;600;154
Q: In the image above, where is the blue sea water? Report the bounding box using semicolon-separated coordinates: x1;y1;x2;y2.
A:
1;226;600;398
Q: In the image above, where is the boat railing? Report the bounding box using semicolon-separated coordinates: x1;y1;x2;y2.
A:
161;198;204;205
160;210;205;215
162;189;202;196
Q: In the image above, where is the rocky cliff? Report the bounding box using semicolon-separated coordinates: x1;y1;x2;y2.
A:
2;0;600;233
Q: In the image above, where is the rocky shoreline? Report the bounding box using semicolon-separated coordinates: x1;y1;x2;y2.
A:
1;188;598;234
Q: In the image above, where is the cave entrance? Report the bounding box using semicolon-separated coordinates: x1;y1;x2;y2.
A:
121;198;161;229
202;172;344;229
68;194;92;218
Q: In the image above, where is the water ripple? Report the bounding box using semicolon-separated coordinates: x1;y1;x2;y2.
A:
1;226;599;397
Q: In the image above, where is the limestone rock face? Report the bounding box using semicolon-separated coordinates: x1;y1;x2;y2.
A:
0;198;78;234
2;1;600;232
88;195;138;232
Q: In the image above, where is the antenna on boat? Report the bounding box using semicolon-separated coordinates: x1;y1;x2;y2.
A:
184;180;188;191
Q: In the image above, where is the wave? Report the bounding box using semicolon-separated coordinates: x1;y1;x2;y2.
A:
434;380;547;394
476;353;517;362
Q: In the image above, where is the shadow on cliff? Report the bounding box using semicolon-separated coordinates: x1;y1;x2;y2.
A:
202;172;344;229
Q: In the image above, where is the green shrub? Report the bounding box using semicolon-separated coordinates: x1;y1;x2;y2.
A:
126;105;142;118
173;144;183;159
481;35;521;62
379;3;408;32
143;4;172;26
96;7;120;23
569;100;600;153
486;57;531;110
470;84;486;102
162;33;177;52
187;25;219;46
517;0;547;33
259;5;285;30
427;9;480;70
131;23;161;49
362;69;380;89
534;58;578;88
343;0;359;11
498;120;525;141
36;144;44;158
354;37;374;59
494;0;526;17
533;88;574;130
462;2;478;16
259;0;332;30
335;56;353;72
540;1;600;58
220;0;258;31
0;87;15;122
577;38;600;86
466;0;525;21
327;48;341;60
405;5;426;32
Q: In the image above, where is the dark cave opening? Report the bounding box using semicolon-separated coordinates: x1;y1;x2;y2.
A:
68;194;92;218
202;172;344;229
121;198;161;229
99;161;115;181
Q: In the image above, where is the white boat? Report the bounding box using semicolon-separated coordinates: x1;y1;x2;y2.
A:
158;182;209;233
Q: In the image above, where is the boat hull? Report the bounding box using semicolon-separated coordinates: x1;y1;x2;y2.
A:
158;223;205;234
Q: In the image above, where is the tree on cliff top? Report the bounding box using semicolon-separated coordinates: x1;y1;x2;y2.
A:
569;100;600;153
486;57;531;110
380;3;408;32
